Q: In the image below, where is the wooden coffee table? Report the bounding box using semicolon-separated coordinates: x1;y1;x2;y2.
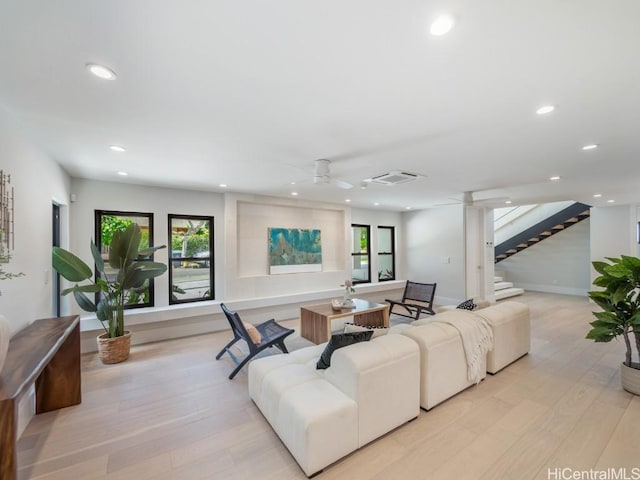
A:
300;298;390;344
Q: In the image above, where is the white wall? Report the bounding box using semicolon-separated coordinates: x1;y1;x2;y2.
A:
403;205;465;305
498;218;591;296
0;108;71;333
69;178;226;307
0;107;71;437
352;207;404;282
590;205;639;284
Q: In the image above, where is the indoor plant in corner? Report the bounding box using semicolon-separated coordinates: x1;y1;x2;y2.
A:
52;223;167;364
587;255;640;395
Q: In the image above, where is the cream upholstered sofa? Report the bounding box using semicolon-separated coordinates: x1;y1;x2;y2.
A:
248;334;420;477
392;300;530;410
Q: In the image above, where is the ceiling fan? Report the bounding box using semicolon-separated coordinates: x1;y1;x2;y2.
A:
436;191;510;207
292;159;354;190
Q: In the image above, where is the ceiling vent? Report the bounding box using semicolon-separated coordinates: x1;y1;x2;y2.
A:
367;171;420;185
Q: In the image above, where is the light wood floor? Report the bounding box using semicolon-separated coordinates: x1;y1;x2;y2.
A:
17;292;640;479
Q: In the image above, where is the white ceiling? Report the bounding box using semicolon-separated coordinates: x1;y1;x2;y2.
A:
1;1;639;211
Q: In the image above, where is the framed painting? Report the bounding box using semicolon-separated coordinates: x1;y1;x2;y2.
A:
269;228;322;274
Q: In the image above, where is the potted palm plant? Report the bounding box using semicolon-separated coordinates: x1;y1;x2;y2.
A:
587;255;640;395
52;223;167;364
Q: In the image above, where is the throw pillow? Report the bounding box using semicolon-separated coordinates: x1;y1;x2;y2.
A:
344;322;389;338
456;298;477;311
316;331;373;370
243;322;262;345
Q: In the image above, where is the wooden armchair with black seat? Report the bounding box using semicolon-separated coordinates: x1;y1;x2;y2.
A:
216;303;295;379
385;281;437;321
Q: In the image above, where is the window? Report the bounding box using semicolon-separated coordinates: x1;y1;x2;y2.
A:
95;210;155;309
169;215;214;304
351;224;370;283
377;226;395;281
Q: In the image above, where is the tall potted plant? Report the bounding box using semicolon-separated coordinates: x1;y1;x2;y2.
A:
587;255;640;395
52;223;167;364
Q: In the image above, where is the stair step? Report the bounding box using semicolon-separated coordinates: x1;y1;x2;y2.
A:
495;287;525;300
565;217;579;223
494;281;514;290
541;231;552;236
579;210;590;217
517;243;528;248
494;276;503;282
552;224;565;230
506;249;517;254
528;237;540;242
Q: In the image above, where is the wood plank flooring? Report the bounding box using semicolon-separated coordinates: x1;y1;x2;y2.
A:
16;292;640;479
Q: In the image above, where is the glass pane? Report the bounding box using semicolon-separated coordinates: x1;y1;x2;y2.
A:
169;216;213;304
351;255;369;282
378;227;393;253
351;226;368;254
97;212;153;308
171;264;212;301
378;255;394;281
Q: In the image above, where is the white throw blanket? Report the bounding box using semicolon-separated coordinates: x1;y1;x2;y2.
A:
431;314;494;384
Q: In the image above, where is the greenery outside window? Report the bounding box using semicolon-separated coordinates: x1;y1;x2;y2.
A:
351;224;370;284
377;226;395;281
95;210;155;309
169;215;214;304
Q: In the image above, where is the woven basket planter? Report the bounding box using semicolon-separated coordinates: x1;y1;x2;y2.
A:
621;362;640;396
97;331;132;364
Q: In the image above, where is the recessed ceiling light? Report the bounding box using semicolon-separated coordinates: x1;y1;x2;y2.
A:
219;184;227;188
549;176;561;181
505;200;512;204
536;105;555;115
593;193;602;198
406;206;412;210
117;171;128;176
291;192;298;196
109;145;126;152
345;199;351;203
86;63;117;80
582;144;599;151
374;202;380;206
430;14;456;36
607;199;615;203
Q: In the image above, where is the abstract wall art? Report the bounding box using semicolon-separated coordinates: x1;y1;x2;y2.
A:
268;227;322;274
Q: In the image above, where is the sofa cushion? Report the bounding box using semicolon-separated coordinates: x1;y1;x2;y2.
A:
316;331;373;370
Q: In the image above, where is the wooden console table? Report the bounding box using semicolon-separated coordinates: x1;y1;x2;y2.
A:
0;315;81;480
300;298;389;344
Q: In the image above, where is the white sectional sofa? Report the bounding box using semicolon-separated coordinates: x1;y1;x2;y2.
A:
393;300;530;410
248;334;420;477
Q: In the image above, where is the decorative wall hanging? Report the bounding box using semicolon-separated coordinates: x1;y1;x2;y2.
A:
0;170;14;260
268;227;322;274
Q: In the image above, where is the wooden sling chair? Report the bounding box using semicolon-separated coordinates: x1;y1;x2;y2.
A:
385;281;437;321
216;303;294;379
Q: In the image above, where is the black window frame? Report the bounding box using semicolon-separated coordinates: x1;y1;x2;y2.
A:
377;225;396;282
168;214;214;305
95;209;155;310
350;224;371;284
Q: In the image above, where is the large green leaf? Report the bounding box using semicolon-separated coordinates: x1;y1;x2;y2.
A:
52;247;93;282
121;261;167;289
604;262;631;279
592;261;609;276
109;223;141;270
62;283;101;296
73;290;97;312
621;255;640;270
90;241;104;274
138;245;166;259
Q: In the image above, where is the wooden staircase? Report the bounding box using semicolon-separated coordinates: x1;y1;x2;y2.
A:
495;202;591;263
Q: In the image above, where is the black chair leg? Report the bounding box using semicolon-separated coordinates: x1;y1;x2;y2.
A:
277;341;289;354
216;338;239;360
229;355;253;380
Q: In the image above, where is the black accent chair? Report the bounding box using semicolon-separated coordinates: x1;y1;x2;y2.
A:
216;303;295;379
385;281;437;321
